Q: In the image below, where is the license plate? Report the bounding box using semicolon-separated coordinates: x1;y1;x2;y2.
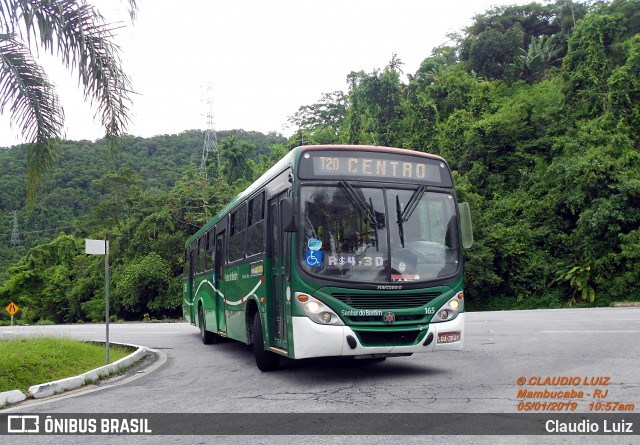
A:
437;331;461;343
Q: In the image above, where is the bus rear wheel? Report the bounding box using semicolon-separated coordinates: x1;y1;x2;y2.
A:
252;312;281;371
199;306;217;344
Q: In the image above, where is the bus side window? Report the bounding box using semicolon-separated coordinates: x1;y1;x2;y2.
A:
229;204;247;262
204;233;210;271
246;191;265;256
206;227;215;272
183;248;189;278
197;236;206;273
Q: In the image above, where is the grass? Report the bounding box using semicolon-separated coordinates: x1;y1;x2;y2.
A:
0;337;132;393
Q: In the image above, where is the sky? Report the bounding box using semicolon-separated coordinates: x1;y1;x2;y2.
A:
0;0;534;147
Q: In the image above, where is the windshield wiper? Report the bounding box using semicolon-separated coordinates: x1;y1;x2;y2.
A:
396;195;405;248
339;181;381;230
401;185;427;223
396;185;428;249
369;196;379;251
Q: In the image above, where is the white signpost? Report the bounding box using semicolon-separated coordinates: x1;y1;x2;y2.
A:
85;236;110;364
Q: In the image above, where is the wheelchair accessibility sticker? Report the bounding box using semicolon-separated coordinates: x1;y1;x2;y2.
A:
305;249;323;267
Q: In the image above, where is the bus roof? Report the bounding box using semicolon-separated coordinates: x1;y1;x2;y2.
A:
297;144;446;162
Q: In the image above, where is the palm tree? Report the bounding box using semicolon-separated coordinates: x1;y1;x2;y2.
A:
514;35;561;83
0;0;137;201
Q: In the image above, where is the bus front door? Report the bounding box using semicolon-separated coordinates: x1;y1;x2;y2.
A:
188;249;196;323
215;232;227;335
268;192;288;351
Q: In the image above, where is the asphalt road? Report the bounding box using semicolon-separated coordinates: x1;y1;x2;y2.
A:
1;307;639;444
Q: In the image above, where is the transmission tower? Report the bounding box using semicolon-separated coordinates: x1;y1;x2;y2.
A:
200;83;220;178
10;210;20;248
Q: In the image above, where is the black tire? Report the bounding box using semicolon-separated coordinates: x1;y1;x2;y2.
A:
252;312;280;371
199;306;217;344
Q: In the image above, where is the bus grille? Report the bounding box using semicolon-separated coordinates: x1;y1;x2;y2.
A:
357;330;421;346
346;314;426;323
332;293;439;309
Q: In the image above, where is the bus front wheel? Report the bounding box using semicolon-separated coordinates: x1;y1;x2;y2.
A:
252;312;281;371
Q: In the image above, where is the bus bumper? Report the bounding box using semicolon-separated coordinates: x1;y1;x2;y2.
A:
292;313;465;359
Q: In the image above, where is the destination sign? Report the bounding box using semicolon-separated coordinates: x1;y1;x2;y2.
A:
299;151;451;186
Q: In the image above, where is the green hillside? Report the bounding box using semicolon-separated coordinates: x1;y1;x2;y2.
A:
1;1;638;323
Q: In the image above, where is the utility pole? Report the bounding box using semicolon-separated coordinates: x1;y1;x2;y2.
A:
200;82;220;178
10;210;20;248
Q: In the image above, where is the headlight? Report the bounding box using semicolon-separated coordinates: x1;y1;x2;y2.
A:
295;293;344;326
431;291;464;323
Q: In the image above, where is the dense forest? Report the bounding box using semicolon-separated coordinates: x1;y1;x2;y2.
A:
1;0;638;324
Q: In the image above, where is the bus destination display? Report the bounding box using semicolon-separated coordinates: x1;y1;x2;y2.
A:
303;152;450;185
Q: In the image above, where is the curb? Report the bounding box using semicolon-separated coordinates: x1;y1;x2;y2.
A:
1;390;26;405
0;342;147;405
611;302;640;307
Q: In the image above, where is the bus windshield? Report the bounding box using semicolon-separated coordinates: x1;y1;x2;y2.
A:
300;184;460;284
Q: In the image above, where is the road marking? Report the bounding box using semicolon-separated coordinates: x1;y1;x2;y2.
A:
542;330;640;333
537;319;640;322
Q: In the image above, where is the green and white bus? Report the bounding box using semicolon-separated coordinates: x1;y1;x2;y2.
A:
183;145;473;371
